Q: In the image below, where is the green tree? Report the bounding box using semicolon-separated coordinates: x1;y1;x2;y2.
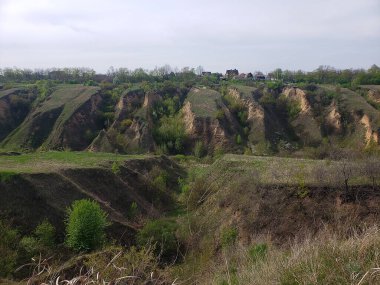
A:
65;199;108;252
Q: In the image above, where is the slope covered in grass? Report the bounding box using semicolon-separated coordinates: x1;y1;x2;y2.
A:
1;85;100;150
185;88;223;118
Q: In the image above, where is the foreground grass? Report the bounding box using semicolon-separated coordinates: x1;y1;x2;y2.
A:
0;151;151;173
200;226;380;285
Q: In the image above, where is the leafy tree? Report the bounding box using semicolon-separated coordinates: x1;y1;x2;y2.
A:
65;199;108;252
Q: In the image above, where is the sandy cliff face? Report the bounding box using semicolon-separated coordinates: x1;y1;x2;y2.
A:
182;92;237;151
360;114;379;145
368;90;380;104
282;87;311;114
228;87;266;146
325;101;343;134
282;87;322;145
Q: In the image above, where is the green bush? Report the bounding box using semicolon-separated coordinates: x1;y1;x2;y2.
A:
137;219;178;261
236;134;242;145
111;161;121;174
65;199;108;252
34;220;55;247
248;243;268;262
128;202;138;218
20;236;39;255
152;170;169;192
215;109;225;120
153;115;187;154
120;118;133;132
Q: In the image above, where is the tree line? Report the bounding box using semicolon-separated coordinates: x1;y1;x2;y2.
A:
1;64;380;87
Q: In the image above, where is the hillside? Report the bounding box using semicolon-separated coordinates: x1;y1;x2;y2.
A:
1;85;102;151
0;152;183;241
0;82;379;155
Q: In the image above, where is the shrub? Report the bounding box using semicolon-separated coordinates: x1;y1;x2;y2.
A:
153;115;187;154
65;199;108;252
221;227;238;248
35;220;55;247
111;161;121;174
215;109;225;120
0;220;19;278
194;141;206;158
236;134;242;145
137;219;178;261
20;236;39;255
120;118;133;131
128;202;138;218
152;171;169;192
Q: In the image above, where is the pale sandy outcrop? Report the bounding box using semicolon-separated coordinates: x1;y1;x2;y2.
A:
325;101;342;134
282;87;311;114
360;114;379;145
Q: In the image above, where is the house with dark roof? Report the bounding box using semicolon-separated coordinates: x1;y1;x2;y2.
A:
225;69;239;78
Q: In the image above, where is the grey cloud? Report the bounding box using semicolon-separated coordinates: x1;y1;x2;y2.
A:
0;0;379;73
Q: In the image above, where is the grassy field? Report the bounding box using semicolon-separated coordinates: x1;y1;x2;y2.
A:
186;88;223;118
229;84;257;99
0;151;150;173
208;154;371;186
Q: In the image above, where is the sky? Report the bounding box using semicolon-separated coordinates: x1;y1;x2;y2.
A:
0;0;379;73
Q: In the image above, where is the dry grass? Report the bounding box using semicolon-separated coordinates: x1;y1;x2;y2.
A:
199;226;380;285
23;246;175;285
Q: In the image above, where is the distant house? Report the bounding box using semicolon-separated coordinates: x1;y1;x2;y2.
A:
202;71;212;76
225;69;239;78
254;72;266;81
246;72;253;79
236;73;246;79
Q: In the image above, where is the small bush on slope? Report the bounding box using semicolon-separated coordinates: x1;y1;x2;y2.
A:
65;199;108;252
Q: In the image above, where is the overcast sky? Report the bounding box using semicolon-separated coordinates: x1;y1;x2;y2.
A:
0;0;379;73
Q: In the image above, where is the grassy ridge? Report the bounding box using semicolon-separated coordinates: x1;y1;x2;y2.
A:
0;151;150;173
186;88;223;118
1;85;99;150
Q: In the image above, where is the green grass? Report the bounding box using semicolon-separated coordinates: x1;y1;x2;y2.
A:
207;154;371;186
229;85;257;99
0;151;151;173
186;88;223;118
1;85;100;150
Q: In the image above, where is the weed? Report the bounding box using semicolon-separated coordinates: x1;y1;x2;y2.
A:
221;227;238;248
